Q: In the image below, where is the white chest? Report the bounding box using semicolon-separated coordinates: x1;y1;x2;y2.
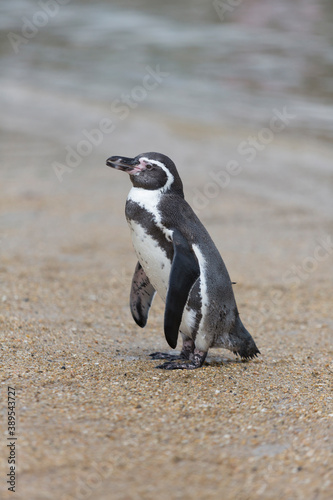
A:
128;219;196;337
126;187;198;338
127;187;173;241
128;219;171;302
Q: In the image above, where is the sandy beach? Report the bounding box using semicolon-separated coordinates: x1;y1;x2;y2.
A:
1;111;332;499
1;1;333;497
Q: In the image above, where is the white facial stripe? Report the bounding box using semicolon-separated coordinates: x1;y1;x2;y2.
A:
140;157;174;193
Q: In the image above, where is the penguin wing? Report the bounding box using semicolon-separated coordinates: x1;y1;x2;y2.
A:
130;261;156;328
164;229;200;349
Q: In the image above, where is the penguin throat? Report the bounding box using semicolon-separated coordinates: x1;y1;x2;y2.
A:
127;187;173;242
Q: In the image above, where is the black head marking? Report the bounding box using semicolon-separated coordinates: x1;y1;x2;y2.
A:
106;152;184;195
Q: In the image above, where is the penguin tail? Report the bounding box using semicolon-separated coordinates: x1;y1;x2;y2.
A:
229;316;260;360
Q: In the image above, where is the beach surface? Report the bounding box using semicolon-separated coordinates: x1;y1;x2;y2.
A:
0;112;332;499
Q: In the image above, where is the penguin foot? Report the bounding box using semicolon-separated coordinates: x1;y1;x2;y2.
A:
155;350;207;370
149;338;195;361
149;352;182;361
155;361;198;370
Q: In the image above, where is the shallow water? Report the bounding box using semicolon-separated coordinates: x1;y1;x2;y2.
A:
1;0;333;139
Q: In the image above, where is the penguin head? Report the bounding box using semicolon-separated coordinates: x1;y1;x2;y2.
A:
106;152;183;195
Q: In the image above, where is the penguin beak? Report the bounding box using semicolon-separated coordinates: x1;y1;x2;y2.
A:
106;156;141;174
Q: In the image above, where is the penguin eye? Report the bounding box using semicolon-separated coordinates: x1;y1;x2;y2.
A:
146;163;153;170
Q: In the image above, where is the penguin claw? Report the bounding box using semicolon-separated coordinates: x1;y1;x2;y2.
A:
155;361;198;370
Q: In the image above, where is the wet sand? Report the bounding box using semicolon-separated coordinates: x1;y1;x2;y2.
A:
0;117;332;499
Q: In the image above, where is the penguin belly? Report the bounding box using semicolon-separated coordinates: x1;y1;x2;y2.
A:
128;219;197;338
128;219;171;301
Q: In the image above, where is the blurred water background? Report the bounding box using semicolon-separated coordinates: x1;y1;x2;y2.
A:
1;0;332;214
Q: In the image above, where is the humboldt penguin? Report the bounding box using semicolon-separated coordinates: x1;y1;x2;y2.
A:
106;152;260;369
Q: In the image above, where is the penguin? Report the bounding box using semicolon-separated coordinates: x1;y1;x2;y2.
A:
106;152;260;370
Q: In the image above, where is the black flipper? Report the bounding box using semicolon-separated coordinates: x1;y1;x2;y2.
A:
164;229;200;349
130;262;156;328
